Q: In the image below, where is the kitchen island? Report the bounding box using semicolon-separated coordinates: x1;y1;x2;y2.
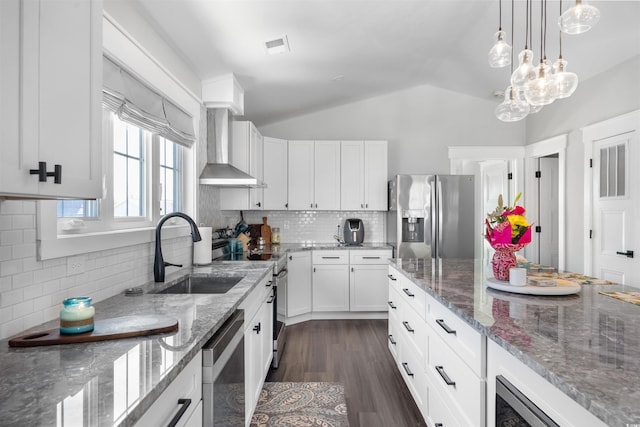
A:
390;257;640;427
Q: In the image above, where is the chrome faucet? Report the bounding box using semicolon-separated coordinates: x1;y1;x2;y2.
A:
154;212;202;282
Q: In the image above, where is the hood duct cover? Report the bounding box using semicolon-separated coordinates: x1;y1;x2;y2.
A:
199;109;260;187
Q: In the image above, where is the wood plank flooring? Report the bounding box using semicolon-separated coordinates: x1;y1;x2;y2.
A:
266;319;427;427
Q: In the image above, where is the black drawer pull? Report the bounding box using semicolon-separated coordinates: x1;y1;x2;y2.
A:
436;319;456;335
167;398;192;427
322;256;340;259
388;274;397;281
388;334;396;345
253;322;261;334
402;362;414;377
402;321;414;333
435;424;443;427
388;301;397;309
267;296;275;304
362;256;381;259
402;288;415;298
435;365;455;386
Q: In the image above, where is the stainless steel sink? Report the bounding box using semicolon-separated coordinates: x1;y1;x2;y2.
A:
156;275;243;294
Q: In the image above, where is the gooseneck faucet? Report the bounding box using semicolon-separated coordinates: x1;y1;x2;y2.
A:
154;212;202;282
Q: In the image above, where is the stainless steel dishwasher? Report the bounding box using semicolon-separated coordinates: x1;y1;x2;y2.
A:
202;309;245;427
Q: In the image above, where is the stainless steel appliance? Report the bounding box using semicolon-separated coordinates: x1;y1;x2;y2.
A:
343;218;365;246
202;309;245;427
496;375;559;426
387;174;475;259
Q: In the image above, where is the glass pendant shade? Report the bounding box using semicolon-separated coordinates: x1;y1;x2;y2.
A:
558;1;600;35
488;30;512;68
515;89;543;114
524;62;559;106
496;85;530;122
553;59;579;98
511;49;536;90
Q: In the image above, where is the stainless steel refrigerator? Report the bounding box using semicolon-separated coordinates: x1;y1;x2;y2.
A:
387;174;475;259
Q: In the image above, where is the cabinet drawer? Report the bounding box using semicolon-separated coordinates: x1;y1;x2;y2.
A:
349;249;392;264
427;380;464;427
398;299;427;362
240;274;273;325
387;314;400;363
428;332;484;426
398;343;428;418
389;267;426;320
313;250;349;264
427;296;484;376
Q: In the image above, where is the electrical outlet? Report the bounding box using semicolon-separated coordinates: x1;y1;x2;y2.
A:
283;221;290;230
67;256;86;275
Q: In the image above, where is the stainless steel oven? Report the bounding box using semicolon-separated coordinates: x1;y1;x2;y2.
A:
272;254;287;368
496;375;559;427
202;310;245;427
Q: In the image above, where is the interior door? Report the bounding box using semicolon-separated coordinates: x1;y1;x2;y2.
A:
592;130;639;284
480;160;511;266
537;156;559;267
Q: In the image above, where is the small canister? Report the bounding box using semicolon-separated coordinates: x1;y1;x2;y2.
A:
229;238;238;253
272;227;281;244
60;297;95;334
257;236;265;249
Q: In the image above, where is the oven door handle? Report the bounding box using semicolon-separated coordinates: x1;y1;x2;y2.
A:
276;269;288;280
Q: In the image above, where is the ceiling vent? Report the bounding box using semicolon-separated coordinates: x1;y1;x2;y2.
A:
265;35;290;55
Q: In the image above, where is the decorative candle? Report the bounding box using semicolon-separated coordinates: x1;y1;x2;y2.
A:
60;297;95;334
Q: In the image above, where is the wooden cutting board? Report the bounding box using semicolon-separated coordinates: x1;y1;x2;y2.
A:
261;216;271;244
8;315;178;347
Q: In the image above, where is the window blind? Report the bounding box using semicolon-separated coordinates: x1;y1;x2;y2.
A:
102;56;195;147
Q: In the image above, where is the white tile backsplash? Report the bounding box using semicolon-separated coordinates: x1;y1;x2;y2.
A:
0;200;192;340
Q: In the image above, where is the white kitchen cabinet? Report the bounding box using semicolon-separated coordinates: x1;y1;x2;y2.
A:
340;140;388;211
349;249;392;311
286;251;312;317
288;140;341;210
312;251;349;311
263;137;288;210
0;0;102;199
134;352;202;427
220;121;264;210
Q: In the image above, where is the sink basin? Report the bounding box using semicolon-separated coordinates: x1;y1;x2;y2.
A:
157;275;243;294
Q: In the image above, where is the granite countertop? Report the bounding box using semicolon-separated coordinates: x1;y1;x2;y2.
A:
389;258;640;427
0;261;274;427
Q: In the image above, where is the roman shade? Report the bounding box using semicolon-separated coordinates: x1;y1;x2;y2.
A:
102;56;195;147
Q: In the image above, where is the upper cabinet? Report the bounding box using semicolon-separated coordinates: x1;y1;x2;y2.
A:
0;0;102;199
220;121;264;210
288;140;341;210
341;140;388;211
263;137;288;210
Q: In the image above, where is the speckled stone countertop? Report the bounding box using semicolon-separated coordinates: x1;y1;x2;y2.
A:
389;258;640;427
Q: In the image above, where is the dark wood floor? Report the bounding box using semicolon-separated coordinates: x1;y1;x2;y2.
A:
266;319;427;427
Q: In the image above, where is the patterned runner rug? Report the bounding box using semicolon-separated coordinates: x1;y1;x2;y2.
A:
250;382;349;427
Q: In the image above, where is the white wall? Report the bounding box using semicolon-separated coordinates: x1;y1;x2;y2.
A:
526;55;640;274
260;84;526;178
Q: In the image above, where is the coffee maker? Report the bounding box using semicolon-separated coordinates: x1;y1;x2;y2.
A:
343;218;364;245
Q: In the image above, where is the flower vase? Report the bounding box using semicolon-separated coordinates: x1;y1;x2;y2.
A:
492;248;517;281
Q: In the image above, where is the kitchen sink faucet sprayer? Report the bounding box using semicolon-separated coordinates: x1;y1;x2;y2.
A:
154;212;202;282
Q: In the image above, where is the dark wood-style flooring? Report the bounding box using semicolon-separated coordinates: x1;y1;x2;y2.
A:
266;319;427;427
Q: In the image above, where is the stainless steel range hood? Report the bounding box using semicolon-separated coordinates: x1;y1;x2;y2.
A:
199;108;260;187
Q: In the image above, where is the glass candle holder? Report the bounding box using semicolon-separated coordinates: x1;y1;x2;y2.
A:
60;297;95;334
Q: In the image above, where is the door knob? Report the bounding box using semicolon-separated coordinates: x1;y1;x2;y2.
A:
616;250;634;258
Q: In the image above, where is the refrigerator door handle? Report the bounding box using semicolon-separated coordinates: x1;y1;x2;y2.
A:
437;178;443;260
430;178;437;259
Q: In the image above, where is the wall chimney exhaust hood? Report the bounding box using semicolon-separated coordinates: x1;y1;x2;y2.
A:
199;109;261;187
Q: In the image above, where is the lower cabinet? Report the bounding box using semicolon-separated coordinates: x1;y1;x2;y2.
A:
286;251;312;317
312;251;350;311
350;250;393;311
134;352;202;427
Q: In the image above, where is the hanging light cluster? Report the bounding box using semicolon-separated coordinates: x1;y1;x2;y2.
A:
489;0;600;122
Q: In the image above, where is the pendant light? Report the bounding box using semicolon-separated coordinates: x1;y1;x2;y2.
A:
524;0;559;106
558;0;600;35
511;0;535;90
553;0;579;98
489;0;512;68
496;0;529;122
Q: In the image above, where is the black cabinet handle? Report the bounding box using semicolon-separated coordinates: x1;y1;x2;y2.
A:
30;162;62;184
363;256;381;259
388;334;396;345
402;321;414;333
289;255;293;260
435;424;443;427
402;362;414;377
322;256;340;259
285;203;288;208
256;202;261;207
266;280;272;287
616;250;634;258
403;288;415;298
253;322;261;333
388;301;396;309
267;295;275;304
388;275;397;281
167;398;191;427
436;319;456;335
435;365;455;386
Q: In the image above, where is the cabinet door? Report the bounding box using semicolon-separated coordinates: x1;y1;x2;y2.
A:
340;141;365;210
364;140;388;210
288;141;314;210
313;264;350;311
314;140;341;210
350;264;389;311
249;123;264;210
260;292;274;376
263;137;288;210
245;309;261;421
287;251;312;317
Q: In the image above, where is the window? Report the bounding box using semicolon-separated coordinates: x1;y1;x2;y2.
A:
56;111;183;232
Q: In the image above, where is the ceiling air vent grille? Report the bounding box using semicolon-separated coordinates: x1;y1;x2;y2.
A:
265;36;290;54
